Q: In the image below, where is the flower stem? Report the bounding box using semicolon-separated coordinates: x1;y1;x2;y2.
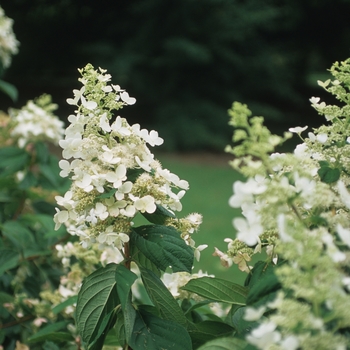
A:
124;241;131;270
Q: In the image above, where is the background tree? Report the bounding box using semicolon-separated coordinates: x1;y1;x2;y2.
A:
3;0;350;151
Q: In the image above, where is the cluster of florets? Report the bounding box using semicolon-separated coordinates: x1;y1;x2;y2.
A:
54;64;201;261
9;94;64;148
224;59;350;348
165;212;206;261
0;6;19;68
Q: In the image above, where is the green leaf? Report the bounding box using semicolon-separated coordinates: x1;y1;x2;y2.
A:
0;147;30;176
35;142;49;163
131;225;193;273
140;267;187;327
244;261;267;288
0;79;18;101
96;188;116;199
127;168;144;182
76;263;119;348
43;341;60;350
89;308;118;350
318;166;340;183
318;160;330;167
103;326;124;347
231;307;258;335
18;171;38;189
28;332;73;343
115;264;137;342
114;307;126;347
38;154;70;191
196;336;248;350
182;299;214;316
225;304;242;327
246;265;280;305
0;147;27;159
115;265;137;310
0;291;14;304
52;296;78;315
129;310;192;350
182;277;247;305
39;163;60;188
188;321;235;348
0;249;20;274
28;321;70;342
131;244;161;277
1;220;35;252
22;213;62;241
121;301;136;345
141;204;176;225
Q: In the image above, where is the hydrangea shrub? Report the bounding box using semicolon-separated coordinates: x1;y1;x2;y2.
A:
1;14;350;347
217;58;350;349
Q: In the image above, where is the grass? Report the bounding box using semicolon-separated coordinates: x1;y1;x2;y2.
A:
152;153;248;284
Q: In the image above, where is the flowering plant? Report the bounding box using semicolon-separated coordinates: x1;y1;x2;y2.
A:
3;51;350;349
0;6;19;101
0;95;72;349
213;58;350;349
50;64;247;350
0;6;19;70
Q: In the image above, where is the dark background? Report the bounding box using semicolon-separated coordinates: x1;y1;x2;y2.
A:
2;0;350;151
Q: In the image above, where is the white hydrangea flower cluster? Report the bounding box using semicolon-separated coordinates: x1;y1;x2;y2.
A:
9;94;64;148
54;64;197;258
0;6;19;68
224;59;350;348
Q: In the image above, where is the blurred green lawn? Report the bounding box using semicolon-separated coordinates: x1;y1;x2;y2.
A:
153;153;248;285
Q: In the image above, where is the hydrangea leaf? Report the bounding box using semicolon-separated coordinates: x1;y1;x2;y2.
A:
196;336;247;350
0;147;30;176
140;267;187;327
76;263;119;348
129;309;192;350
0;249;20;275
34;141;49;163
188;320;235;348
27;321;71;343
141;204;176;225
181;277;247;305
230;306;258;335
18;171;37;189
131;225;193;273
0;79;18;102
246;270;280;305
39;156;63;189
115;264;137;342
113;308;126;347
130;243;161;277
52;296;78;315
96;188;117;199
2;220;35;252
317;165;340;184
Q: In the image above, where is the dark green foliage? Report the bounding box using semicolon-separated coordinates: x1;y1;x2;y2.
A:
245;261;281;305
318;160;341;183
76;264;120;348
0;136;73;349
129;309;193;350
182;276;248;305
5;0;350;150
141;204;175;225
140;267;188;327
130;224;194;273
